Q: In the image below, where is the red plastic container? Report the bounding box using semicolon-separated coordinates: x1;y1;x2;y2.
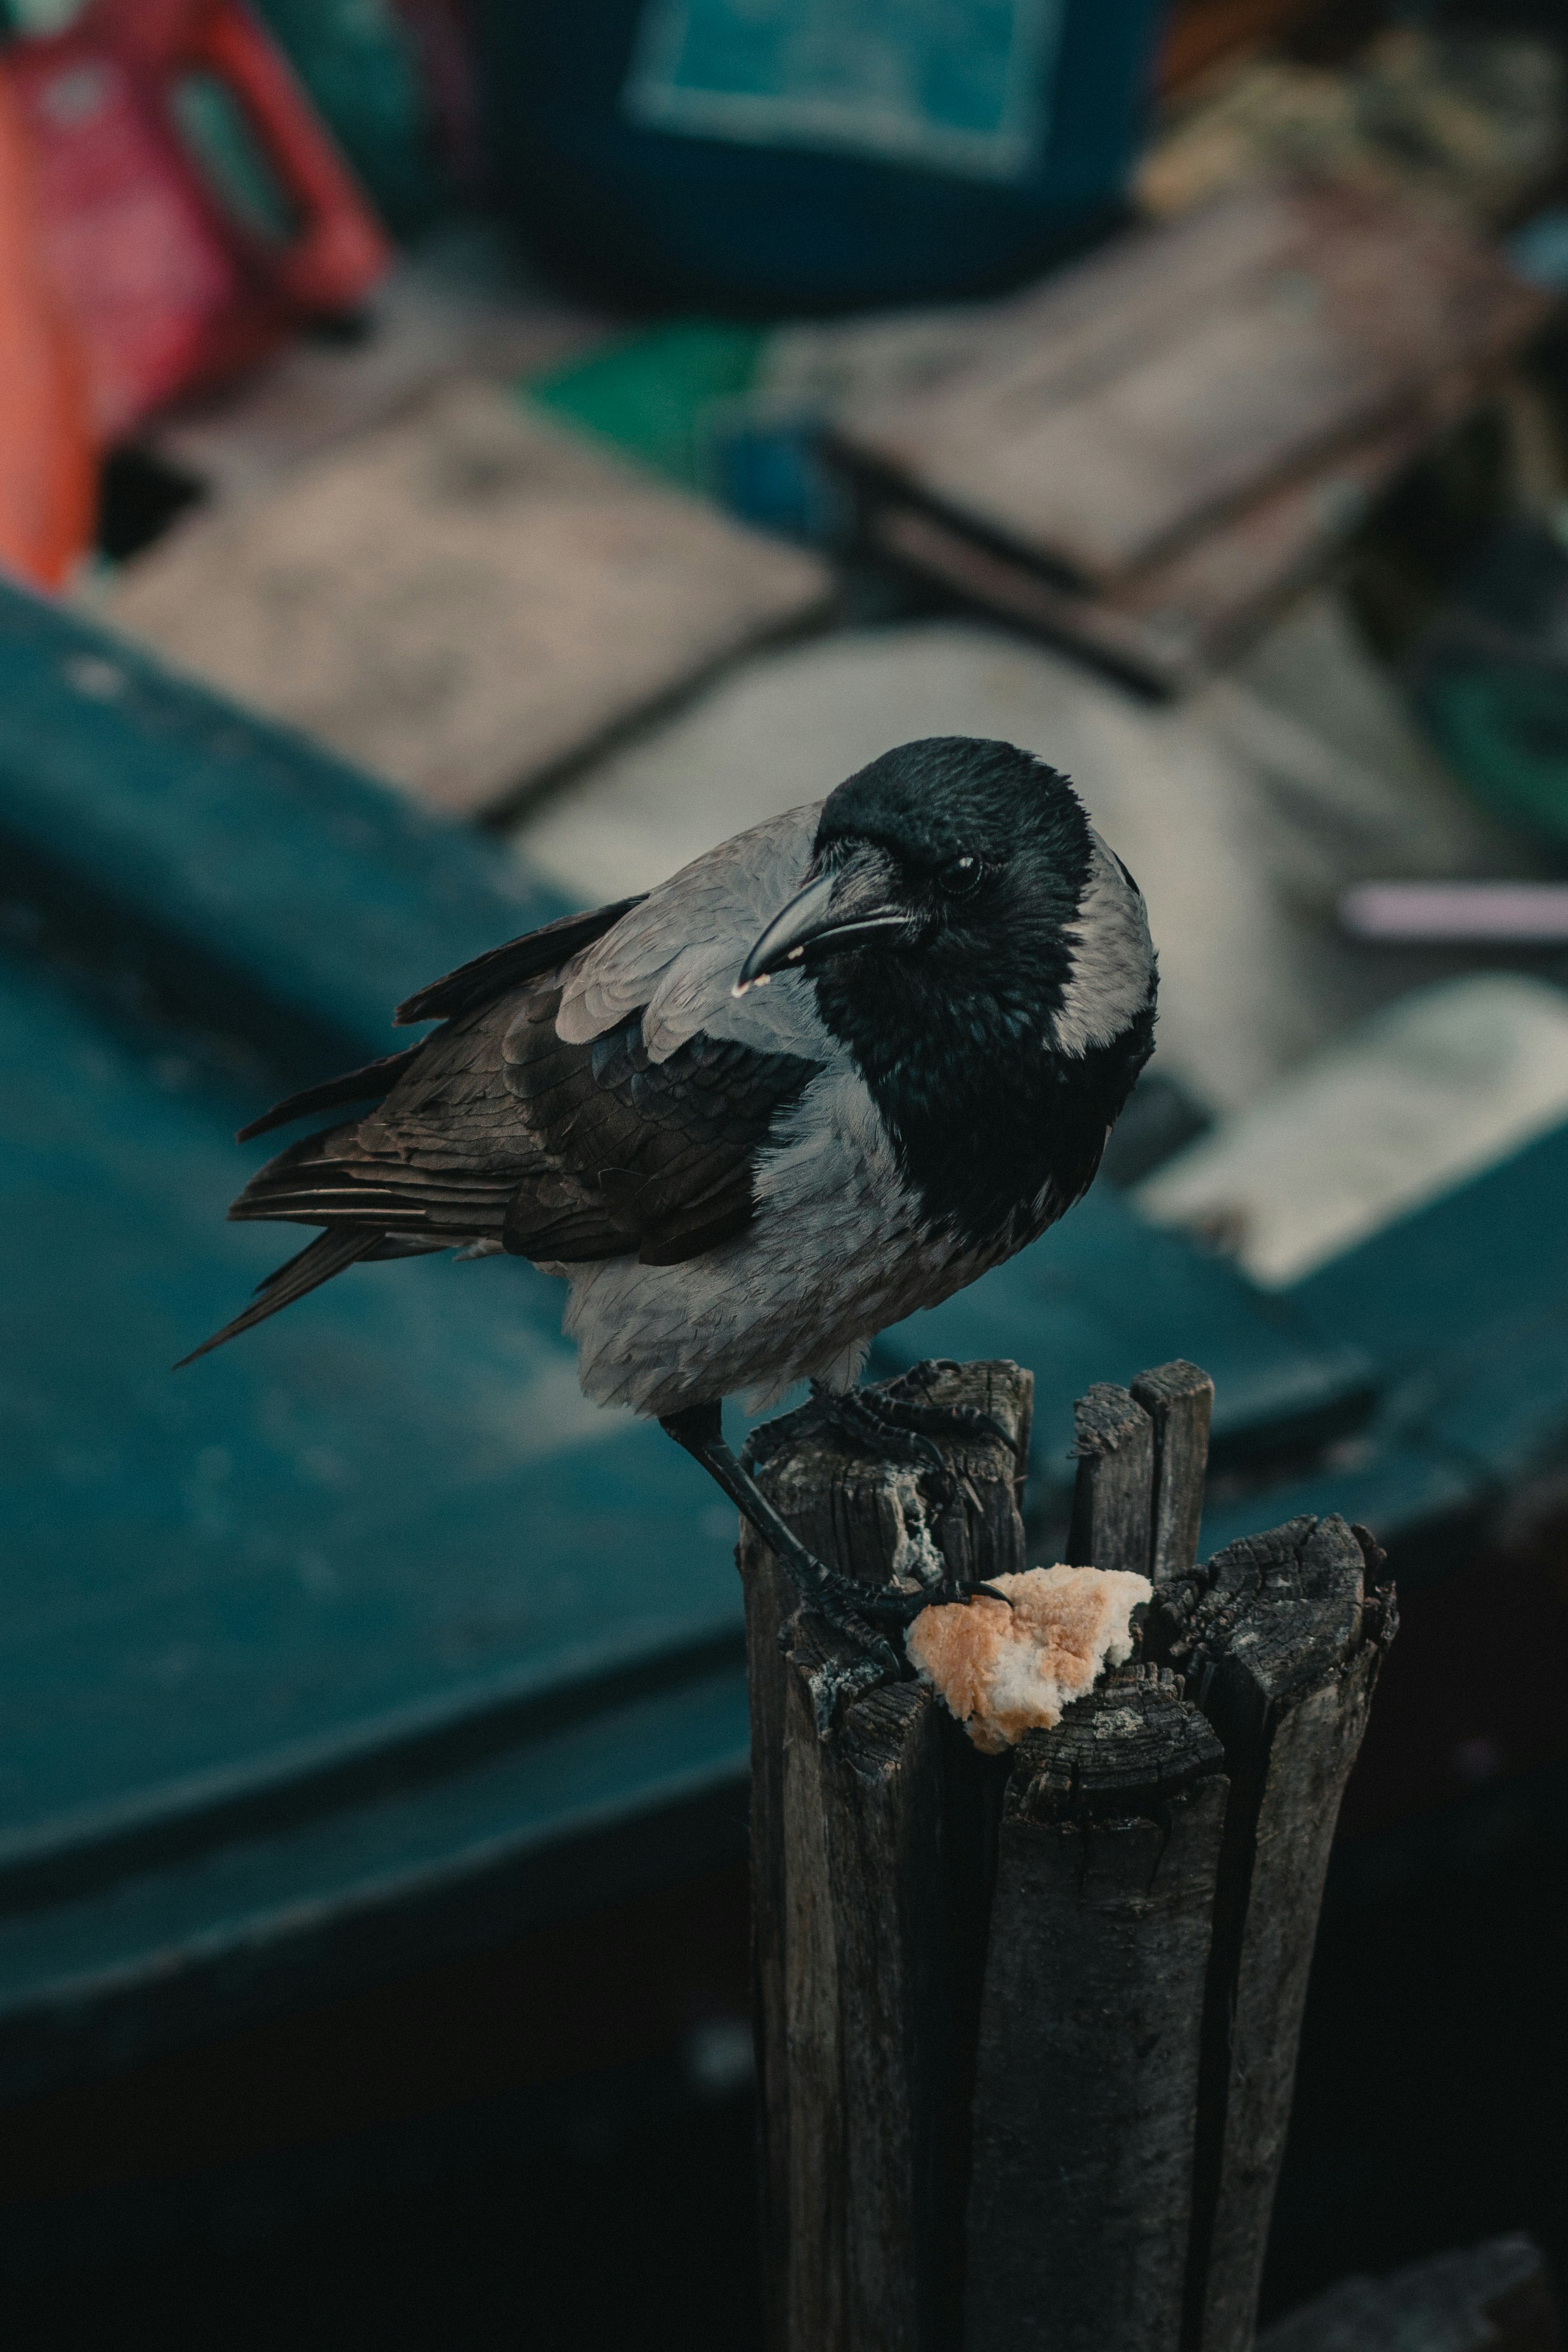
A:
3;0;391;442
0;70;95;589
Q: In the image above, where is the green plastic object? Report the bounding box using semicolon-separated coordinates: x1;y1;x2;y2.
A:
1413;523;1568;858
1418;665;1568;856
523;322;767;496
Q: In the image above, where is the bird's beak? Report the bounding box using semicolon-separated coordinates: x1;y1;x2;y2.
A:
734;849;911;995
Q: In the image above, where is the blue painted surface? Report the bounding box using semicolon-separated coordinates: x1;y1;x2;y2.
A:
1291;1121;1568;1387
0;582;755;2090
0;950;742;1854
0;582;554;1066
6;574;1568;2094
875;1181;1375;1486
0;1663;750;2103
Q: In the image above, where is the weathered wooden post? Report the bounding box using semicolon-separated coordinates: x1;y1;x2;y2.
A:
738;1357;1395;2352
1160;1512;1394;2352
740;1359;1028;2351
964;1668;1228;2351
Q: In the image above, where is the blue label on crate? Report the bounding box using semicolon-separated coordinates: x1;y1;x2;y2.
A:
623;0;1066;185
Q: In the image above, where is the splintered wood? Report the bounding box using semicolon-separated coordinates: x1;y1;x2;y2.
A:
740;1362;1029;2352
739;1356;1395;2352
107;380;830;816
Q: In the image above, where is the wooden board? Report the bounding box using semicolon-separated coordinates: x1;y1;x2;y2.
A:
869;415;1439;692
835;178;1550;591
108;379;832;816
865;287;1545;692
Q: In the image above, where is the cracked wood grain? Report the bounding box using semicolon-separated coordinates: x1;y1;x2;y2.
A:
740;1359;1031;2352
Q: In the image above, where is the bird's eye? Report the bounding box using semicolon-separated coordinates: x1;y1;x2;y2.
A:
937;854;984;897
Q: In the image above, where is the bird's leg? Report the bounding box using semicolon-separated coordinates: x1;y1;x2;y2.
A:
660;1402;1009;1656
662;1402;901;1670
804;1374;1019;1617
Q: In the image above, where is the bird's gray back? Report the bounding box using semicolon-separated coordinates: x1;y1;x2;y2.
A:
556;802;828;1064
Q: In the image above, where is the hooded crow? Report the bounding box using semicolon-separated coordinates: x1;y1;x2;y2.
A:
184;738;1156;1667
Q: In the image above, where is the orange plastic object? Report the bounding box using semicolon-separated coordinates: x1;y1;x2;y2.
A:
0;72;94;589
3;0;391;443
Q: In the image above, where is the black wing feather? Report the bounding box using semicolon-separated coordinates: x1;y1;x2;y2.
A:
232;897;644;1147
499;987;821;1264
198;899;798;1358
393;896;648;1028
228;977;822;1272
174;1227;383;1366
235;1044;427;1144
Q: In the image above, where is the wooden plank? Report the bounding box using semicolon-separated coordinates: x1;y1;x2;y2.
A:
1066;1380;1154;1574
740;1361;1031;2352
1133;1359;1215;1585
861;288;1546;691
837;178;1550;590
108;379;831;817
964;1669;1229;2352
868;419;1426;693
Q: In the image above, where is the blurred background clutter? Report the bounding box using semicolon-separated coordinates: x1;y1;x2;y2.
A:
3;1;1568;2344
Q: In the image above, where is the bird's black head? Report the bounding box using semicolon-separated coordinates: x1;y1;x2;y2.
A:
818;733;1091;901
738;736;1157;1246
738;736;1116;1024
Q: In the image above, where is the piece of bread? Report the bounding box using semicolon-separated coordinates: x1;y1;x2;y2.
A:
907;1564;1151;1753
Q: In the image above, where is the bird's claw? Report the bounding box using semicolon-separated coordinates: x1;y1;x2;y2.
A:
851;1575;1015;1626
810;1384;1016;1501
800;1579;903;1678
879;1366;1018;1454
887;1399;1016;1455
808;1384;948;1482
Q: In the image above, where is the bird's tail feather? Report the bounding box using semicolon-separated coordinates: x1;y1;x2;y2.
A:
175;1227;384;1368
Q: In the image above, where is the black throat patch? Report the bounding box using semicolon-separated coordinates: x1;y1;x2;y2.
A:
814;959;1155;1251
